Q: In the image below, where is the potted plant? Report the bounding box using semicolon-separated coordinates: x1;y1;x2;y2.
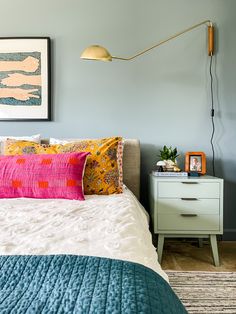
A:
157;145;180;171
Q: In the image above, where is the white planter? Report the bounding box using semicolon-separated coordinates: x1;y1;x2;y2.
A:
164;160;175;171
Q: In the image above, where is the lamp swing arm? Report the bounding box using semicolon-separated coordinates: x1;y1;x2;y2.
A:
111;20;213;60
81;20;214;61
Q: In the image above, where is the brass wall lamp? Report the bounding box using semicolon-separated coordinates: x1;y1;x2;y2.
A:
80;19;216;175
81;20;214;61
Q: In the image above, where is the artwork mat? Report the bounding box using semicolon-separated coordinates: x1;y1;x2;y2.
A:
0;37;51;121
185;151;206;175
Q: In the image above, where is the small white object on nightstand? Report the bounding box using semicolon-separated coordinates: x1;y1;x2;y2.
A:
149;175;224;266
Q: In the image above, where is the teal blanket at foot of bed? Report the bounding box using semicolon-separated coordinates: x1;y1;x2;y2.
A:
0;255;187;314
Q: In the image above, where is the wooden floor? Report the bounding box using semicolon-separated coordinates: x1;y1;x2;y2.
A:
160;239;236;271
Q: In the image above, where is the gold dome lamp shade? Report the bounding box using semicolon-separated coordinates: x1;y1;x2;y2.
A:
80;45;112;61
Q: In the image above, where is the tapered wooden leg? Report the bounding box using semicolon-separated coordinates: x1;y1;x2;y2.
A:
157;234;165;263
198;238;204;248
210;235;220;266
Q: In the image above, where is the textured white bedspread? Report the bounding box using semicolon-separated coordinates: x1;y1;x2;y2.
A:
0;187;167;281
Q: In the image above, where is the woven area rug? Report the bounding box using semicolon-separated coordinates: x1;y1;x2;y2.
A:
166;271;236;314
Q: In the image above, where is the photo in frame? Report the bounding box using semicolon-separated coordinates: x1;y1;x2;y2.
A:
0;37;51;121
185;152;206;175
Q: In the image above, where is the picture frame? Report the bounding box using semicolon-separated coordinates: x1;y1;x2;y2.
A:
185;152;206;175
0;37;51;121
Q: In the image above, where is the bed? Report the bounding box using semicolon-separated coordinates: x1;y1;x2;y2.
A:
0;138;187;313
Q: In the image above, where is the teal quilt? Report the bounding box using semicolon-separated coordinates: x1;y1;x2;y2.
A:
0;255;187;313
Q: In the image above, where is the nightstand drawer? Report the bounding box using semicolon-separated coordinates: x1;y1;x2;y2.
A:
158;213;219;231
158;182;219;198
158;198;219;215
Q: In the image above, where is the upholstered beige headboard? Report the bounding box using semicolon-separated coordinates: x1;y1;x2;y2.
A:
122;139;140;199
41;138;140;200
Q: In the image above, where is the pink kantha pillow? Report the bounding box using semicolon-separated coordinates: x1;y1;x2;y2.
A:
0;152;89;200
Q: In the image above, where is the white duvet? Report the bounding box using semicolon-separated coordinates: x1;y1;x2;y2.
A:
0;186;167;281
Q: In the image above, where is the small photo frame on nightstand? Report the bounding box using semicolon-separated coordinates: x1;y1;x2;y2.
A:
185;152;206;175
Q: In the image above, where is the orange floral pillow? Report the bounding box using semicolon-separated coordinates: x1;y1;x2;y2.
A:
4;139;57;155
54;137;123;195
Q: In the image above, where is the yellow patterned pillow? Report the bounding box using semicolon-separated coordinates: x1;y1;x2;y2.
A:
54;137;123;195
4;139;57;155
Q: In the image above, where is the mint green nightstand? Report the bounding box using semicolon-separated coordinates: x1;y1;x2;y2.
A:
149;175;224;266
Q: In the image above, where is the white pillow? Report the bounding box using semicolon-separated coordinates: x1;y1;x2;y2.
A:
49;138;72;145
0;134;41;154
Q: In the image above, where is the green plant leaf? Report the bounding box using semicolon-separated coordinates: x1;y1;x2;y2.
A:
158;145;179;161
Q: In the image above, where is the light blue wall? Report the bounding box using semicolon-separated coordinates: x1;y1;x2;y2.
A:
0;0;236;239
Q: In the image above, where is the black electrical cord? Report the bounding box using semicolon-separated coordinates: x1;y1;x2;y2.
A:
209;54;215;176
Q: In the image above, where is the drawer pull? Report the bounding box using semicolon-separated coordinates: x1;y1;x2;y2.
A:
180;214;198;217
181;197;198;201
181;182;199;184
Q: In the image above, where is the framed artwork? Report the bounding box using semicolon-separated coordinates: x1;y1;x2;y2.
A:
0;37;51;121
185;151;206;175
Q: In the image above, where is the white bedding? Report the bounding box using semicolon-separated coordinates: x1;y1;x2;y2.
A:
0;186;168;281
